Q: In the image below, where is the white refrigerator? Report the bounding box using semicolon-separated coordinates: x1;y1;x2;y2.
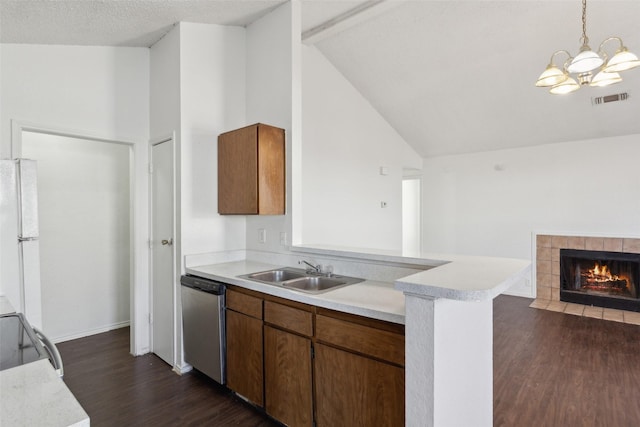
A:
0;159;42;328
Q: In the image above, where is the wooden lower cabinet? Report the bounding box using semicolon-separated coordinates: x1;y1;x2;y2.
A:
224;286;405;427
225;309;264;406
264;326;313;427
314;343;405;427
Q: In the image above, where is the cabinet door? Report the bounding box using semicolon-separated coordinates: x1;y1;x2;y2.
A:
264;326;313;427
256;124;285;215
218;123;285;215
314;343;405;427
226;309;264;406
218;125;258;214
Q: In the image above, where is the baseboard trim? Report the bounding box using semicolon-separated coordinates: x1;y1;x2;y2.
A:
52;320;131;344
502;288;535;298
174;363;193;375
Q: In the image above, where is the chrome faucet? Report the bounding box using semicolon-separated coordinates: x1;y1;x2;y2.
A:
299;260;321;274
299;260;335;277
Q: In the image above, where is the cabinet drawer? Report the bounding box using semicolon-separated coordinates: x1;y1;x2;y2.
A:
227;288;263;319
264;301;313;337
315;315;404;366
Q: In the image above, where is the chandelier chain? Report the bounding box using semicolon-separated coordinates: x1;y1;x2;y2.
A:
581;0;589;45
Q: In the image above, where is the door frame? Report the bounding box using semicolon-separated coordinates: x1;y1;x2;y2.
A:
148;134;178;368
10;119;145;353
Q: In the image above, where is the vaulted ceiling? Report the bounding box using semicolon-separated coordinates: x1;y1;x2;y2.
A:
2;0;639;157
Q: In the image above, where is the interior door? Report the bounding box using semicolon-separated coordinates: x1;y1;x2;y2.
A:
151;139;174;365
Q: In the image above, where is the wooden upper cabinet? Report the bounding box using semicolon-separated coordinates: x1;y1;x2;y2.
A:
218;123;285;215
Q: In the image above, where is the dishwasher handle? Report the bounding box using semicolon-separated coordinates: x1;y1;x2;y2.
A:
33;327;64;378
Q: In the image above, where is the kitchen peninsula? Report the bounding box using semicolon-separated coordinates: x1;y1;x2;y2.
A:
186;246;530;427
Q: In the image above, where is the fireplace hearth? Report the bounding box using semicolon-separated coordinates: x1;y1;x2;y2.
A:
560;249;640;312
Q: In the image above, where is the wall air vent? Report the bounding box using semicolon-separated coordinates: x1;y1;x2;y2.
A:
592;92;629;106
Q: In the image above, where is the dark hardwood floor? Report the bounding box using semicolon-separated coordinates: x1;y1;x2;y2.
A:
57;295;640;426
57;328;279;427
494;295;640;427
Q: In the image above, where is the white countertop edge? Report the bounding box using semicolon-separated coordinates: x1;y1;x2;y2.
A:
185;263;405;324
395;259;532;301
186;248;531;324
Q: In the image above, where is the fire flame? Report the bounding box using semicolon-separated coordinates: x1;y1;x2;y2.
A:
587;262;631;292
578;261;636;299
591;263;618;281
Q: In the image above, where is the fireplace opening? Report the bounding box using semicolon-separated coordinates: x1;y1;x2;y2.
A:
560;249;640;312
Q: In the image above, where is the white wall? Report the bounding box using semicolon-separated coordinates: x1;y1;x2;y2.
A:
149;25;181;364
177;22;248;370
301;45;422;251
1;44;150;352
22;133;131;341
150;28;181;142
179;23;247;257
422;134;640;295
150;23;248;369
1;45;149;153
245;2;299;253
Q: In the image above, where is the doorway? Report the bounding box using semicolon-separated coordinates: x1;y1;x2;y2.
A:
150;138;175;366
402;176;422;255
21;130;132;341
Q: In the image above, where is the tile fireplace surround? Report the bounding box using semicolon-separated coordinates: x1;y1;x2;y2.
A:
532;234;640;326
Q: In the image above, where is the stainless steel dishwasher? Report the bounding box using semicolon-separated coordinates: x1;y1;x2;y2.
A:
180;275;226;384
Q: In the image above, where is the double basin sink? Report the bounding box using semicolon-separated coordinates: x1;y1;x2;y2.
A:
240;267;364;294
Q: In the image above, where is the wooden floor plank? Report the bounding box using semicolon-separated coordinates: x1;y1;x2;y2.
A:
494;295;640;427
56;295;640;426
57;327;279;427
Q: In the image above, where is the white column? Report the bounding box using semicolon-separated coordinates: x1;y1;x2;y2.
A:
405;293;493;427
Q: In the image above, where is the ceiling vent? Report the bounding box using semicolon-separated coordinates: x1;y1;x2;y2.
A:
592;92;629;106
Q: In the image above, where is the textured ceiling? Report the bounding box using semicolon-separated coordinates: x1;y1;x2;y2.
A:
0;0;365;47
0;0;286;46
2;0;640;157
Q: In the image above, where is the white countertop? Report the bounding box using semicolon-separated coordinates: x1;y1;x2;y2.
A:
394;254;531;300
0;360;90;427
1;296;89;426
186;260;406;324
292;245;531;299
186;248;531;324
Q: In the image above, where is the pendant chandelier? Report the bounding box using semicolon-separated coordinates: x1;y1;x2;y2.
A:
536;0;640;95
